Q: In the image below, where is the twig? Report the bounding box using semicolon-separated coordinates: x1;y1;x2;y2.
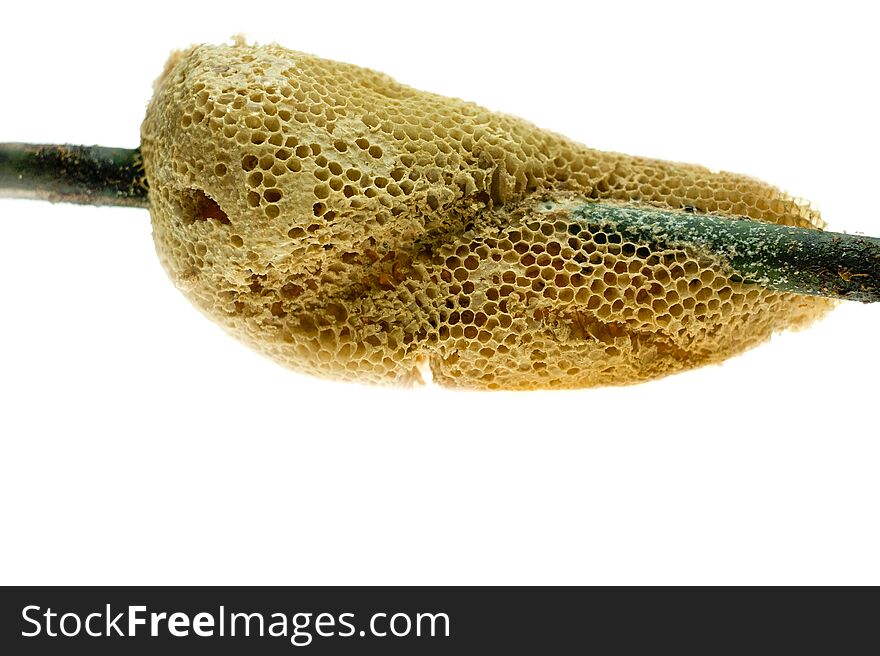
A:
556;200;880;303
0;143;148;208
2;142;879;302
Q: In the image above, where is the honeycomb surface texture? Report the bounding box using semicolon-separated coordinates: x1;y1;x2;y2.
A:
141;42;833;389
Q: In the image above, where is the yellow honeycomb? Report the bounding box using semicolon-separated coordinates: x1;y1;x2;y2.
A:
140;40;833;389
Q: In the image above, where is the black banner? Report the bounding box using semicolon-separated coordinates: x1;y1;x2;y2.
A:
0;586;871;653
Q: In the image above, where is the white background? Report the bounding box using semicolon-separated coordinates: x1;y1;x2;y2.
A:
1;1;878;585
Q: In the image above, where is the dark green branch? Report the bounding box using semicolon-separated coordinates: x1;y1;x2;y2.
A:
3;143;880;302
554;200;880;303
0;143;149;208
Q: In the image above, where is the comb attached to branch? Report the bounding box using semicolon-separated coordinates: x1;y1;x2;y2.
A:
1;41;877;389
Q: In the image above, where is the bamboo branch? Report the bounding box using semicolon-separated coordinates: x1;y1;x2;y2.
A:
559;200;880;303
0;143;148;208
2;142;879;302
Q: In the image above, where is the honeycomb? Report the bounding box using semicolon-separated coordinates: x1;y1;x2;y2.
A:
140;40;834;389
